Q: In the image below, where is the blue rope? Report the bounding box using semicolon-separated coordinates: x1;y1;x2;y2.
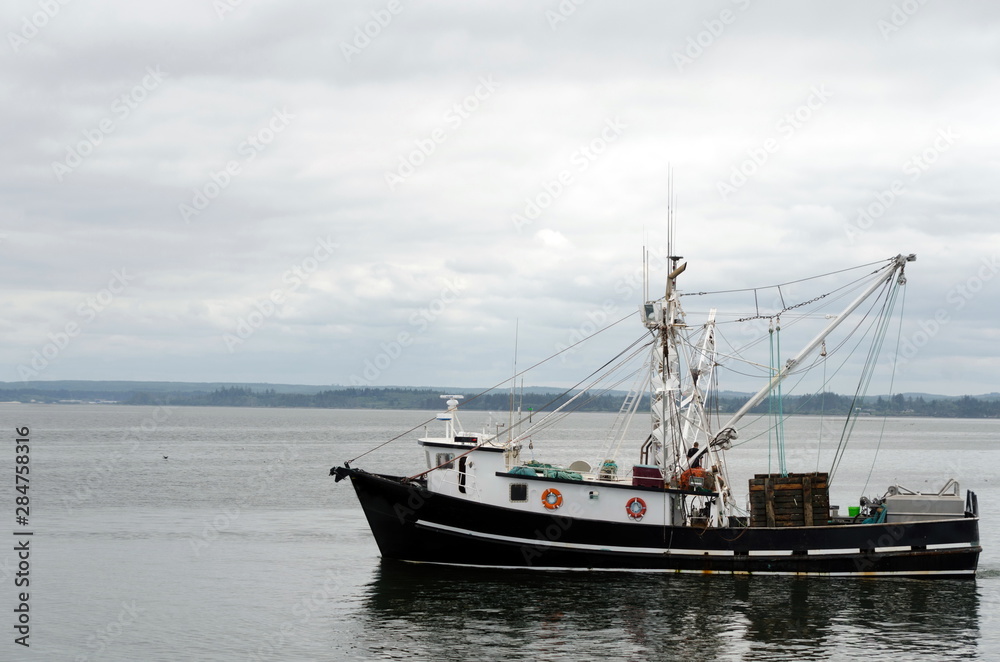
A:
767;323;774;474
776;318;787;477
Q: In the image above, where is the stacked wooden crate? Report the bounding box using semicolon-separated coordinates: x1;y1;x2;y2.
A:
749;472;830;527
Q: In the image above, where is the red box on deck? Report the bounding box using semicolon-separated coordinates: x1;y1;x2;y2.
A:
632;464;664;488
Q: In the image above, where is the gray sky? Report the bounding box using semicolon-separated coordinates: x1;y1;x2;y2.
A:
2;1;998;395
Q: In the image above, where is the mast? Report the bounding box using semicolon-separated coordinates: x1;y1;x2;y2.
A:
643;263;682;468
719;253;915;434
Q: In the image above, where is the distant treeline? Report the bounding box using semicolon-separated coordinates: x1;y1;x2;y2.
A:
123;387;630;412
129;388;1000;418
3;385;999;418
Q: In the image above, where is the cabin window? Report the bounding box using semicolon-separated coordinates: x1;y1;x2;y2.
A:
435;453;455;469
509;483;528;502
458;456;468;494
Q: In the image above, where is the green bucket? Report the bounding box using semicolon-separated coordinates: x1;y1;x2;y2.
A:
848;506;860;517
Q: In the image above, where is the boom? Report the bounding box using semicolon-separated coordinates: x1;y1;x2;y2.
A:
720;253;915;432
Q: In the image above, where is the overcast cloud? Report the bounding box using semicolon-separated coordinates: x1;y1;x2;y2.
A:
2;1;998;395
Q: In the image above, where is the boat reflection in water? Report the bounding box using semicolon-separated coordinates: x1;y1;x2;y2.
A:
356;562;982;661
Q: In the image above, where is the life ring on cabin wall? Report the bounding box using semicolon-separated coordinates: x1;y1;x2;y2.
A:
625;497;647;521
541;488;563;510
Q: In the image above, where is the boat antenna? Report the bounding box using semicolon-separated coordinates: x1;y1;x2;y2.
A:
667;166;676;275
518;377;524;420
508;318;519;444
643;231;648;303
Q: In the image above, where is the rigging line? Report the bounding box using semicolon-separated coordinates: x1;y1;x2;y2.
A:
404;336;653;481
729;281;898;449
727;410;772;447
730;268;886;323
680;258;891;297
601;363;651;466
779;290;893;418
718;276;878;362
828;279;900;484
511;344;650;441
768;320;774;475
518;342;651;441
539;371;645;450
776;318;787;476
710;268;884;323
714;294;850;380
818;341;827;473
706;264;894;335
505;335;653;443
862;282;907;497
831;285;899;484
346;309;637;464
714;266;905;452
602;360;648;438
776;276;898;382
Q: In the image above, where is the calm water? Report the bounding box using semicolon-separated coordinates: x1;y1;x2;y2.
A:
3;403;999;661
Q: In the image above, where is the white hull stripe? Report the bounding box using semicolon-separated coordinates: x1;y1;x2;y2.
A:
419;520;678;555
399;559;977;577
416;520;976;557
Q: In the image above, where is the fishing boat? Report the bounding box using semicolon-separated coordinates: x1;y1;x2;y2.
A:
332;251;981;577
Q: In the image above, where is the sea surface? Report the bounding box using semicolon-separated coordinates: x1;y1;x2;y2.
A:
3;403;998;661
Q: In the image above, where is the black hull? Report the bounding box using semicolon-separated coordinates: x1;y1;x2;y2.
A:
341;468;981;578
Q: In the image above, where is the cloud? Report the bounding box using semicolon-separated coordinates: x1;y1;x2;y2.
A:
1;0;999;394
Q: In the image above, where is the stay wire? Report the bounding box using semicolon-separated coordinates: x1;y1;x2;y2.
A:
345;309;636;465
861;282;907;496
405;333;654;480
680;258;889;298
828;278;900;484
728;275;899;450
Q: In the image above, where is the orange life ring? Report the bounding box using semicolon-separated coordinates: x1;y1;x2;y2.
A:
541;488;563;510
625;497;647;520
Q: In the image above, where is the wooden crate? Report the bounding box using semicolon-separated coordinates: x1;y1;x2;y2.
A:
748;472;829;527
